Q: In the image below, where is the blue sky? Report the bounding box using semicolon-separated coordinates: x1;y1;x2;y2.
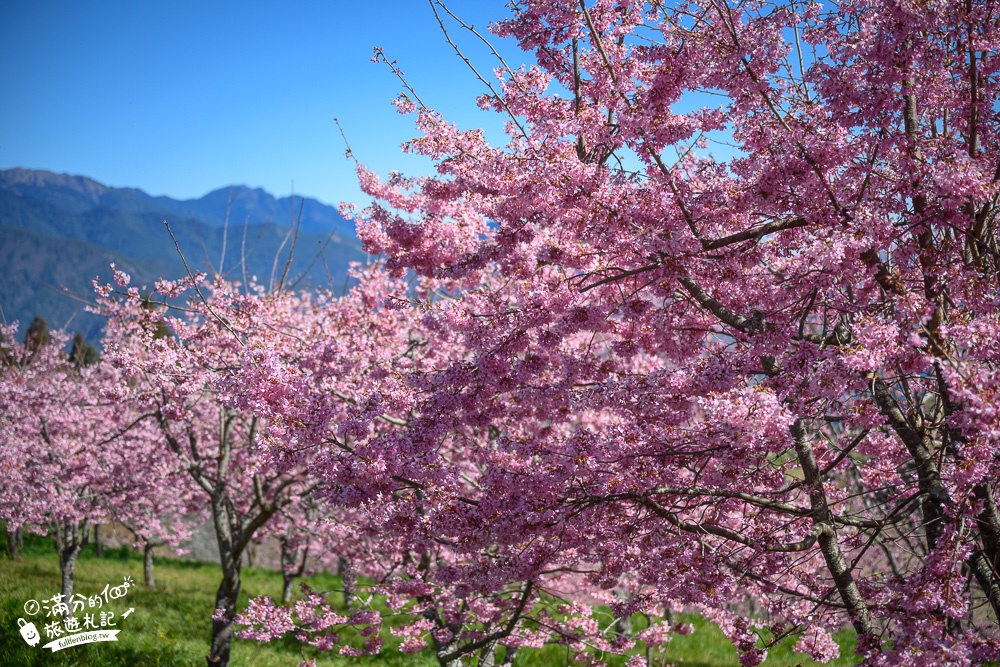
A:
0;1;521;210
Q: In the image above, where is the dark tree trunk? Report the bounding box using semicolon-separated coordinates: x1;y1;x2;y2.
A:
279;536;309;605
6;525;21;559
791;421;874;637
144;541;156;590
207;496;244;667
876;379;1000;627
483;641;519;667
971;483;1000;623
94;523;103;558
55;521;88;616
280;537;296;605
59;550;78;609
207;561;241;667
479;640;498;667
428;602;476;667
339;555;356;612
433;637;464;667
613;590;632;637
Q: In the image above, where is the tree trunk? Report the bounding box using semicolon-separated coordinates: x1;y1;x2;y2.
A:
791;421;875;638
872;379;947;552
207;561;241;667
6;525;21;559
94;523;103;558
144;541;156;590
55;521;88;616
339;555;356;612
207;497;243;667
971;483;1000;623
481;641;516;667
433;638;465;667
875;380;1000;625
613;589;632;637
428;605;470;667
479;640;498;667
280;537;296;604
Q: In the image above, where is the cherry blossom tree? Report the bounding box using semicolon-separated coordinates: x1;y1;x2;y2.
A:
211;259;693;664
115;463;201;589
308;0;1000;664
98;268;369;667
0;322;175;607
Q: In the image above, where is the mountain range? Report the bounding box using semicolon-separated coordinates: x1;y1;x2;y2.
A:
0;168;367;341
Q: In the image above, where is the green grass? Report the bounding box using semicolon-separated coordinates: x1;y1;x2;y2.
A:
0;534;858;666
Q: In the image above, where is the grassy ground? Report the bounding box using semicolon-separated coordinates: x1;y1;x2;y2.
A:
0;534;858;666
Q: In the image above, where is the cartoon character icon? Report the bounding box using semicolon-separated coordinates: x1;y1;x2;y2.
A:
18;618;40;647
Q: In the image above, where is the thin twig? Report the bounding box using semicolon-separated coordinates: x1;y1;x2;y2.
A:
372;48;429;110
334;117;361;165
241;214;250;291
162;220;244;344
428;0;529;140
431;0;525;95
219;186;232;275
277;196;304;291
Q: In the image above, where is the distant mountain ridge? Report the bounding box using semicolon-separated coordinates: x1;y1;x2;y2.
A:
0;168;356;237
0;168;366;341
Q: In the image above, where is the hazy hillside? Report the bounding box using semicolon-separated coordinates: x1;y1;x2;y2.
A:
0;168;367;340
0;227;181;337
